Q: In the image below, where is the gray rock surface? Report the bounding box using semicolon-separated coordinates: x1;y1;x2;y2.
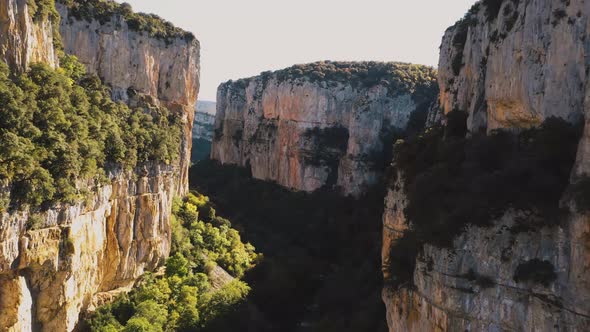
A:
211;64;437;196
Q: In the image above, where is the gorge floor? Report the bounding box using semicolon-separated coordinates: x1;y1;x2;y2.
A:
189;160;388;332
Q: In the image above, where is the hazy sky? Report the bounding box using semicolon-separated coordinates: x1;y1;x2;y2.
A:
116;0;477;101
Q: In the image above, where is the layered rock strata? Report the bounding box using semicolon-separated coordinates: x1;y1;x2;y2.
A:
211;62;437;196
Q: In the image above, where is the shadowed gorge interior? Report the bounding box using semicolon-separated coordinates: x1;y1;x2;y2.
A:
188;161;388;332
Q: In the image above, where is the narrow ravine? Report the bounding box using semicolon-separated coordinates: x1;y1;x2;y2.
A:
189;160;388;332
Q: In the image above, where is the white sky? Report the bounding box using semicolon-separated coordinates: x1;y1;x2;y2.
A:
116;0;477;101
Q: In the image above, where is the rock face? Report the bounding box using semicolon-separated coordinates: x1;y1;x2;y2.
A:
438;0;587;132
211;62;437;196
0;164;175;332
383;1;590;330
194;108;215;142
0;1;199;331
0;0;58;71
382;183;590;331
191;108;215;163
57;2;200;194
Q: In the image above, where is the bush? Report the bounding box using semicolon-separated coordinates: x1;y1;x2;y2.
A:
0;58;182;210
569;177;590;213
387;117;581;285
26;214;45;230
189;160;388;332
483;0;505;21
298;126;351;188
58;0;195;42
27;0;59;22
87;192;258;332
449;4;479;75
222;61;438;100
444;110;468;138
513;259;557;287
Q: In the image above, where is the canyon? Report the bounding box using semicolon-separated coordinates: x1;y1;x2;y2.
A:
1;0;589;331
0;0;198;330
208;1;590;331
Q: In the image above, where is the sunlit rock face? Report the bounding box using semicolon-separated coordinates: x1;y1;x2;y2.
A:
0;164;175;332
57;3;200;195
0;0;58;71
211;63;438;196
383;1;590;330
0;1;199;331
438;0;587;132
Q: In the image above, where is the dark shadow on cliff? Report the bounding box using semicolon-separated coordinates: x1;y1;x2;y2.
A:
189;160;388;332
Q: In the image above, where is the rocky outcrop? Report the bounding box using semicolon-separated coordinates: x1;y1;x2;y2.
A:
0;164;175;332
194;110;215;142
211;62;437;196
383;1;590;330
57;2;200;194
0;0;58;71
438;0;587;132
382;185;590;331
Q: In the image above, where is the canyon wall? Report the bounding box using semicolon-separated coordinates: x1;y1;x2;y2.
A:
383;1;590;330
0;164;175;332
194;110;215;142
438;0;587;132
0;1;199;331
211;62;437;196
57;2;200;194
0;0;58;71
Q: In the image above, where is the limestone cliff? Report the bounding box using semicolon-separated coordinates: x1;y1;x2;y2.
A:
0;164;175;332
0;1;199;331
57;1;200;194
211;62;438;196
194;108;215;142
0;0;58;71
383;1;590;330
438;0;587;132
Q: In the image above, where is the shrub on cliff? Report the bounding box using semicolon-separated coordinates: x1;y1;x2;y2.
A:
189;160;388;332
258;61;438;99
27;0;59;22
396;117;580;248
0;57;182;211
483;0;505;21
386;117;581;286
568;177;590;213
513;259;557;287
58;0;195;42
86;192;256;332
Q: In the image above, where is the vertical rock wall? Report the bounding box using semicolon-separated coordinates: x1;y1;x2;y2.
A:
0;0;58;71
383;1;590;330
438;0;588;132
211;64;437;196
0;1;200;331
57;3;200;194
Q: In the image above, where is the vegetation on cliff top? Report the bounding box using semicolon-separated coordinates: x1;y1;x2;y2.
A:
86;192;259;332
387;115;581;286
222;61;438;99
0;56;182;211
27;0;60;22
57;0;195;42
